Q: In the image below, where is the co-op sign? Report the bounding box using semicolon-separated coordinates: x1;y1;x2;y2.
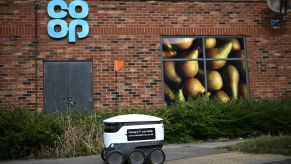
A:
47;0;89;43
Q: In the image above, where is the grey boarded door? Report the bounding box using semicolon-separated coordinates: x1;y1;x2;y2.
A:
44;61;92;113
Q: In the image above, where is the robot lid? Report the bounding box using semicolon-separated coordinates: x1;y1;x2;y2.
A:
103;114;163;123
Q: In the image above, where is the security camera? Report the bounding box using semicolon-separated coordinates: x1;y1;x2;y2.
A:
101;114;165;164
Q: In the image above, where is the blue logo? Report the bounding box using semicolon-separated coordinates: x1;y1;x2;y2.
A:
47;0;89;43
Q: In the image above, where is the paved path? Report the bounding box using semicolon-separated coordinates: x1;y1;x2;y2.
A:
1;140;290;164
166;152;291;164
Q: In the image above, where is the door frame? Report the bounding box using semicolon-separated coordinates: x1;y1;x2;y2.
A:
43;60;94;112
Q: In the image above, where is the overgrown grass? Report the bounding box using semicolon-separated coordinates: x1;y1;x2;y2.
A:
37;112;104;158
223;135;291;155
0;108;152;159
0;98;290;159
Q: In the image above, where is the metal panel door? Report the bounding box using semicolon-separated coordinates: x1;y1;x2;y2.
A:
44;61;92;113
69;62;92;112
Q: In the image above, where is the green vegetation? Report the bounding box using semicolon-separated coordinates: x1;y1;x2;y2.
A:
223;135;291;155
0;109;63;159
0;98;290;159
160;98;291;143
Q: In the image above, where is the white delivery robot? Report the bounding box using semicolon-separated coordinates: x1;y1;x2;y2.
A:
101;114;165;164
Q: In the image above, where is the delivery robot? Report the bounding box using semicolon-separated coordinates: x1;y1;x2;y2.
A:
101;114;165;164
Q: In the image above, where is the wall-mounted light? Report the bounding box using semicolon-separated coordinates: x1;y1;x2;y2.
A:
267;0;291;29
271;19;281;29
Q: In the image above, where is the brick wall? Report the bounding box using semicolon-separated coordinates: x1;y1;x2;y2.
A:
0;0;290;111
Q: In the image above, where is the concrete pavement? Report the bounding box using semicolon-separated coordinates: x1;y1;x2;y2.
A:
1;140;290;164
166;152;291;164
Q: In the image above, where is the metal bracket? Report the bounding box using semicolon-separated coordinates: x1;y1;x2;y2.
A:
34;0;40;9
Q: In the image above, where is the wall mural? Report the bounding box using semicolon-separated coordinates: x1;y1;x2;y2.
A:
162;37;248;105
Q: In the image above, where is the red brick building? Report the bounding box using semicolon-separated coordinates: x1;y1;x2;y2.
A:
0;0;290;112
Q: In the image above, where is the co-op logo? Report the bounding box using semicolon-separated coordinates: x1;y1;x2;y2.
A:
47;0;89;43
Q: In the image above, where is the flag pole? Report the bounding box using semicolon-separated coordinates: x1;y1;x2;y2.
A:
114;60;124;113
115;70;118;113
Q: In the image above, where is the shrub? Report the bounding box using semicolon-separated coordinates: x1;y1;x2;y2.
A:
157;98;291;143
0;98;290;159
0;108;63;159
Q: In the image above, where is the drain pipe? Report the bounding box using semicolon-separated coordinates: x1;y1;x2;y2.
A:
34;0;40;111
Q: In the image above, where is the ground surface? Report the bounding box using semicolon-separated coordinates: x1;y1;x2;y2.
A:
1;140;290;164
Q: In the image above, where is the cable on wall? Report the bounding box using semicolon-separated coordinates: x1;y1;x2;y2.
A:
34;0;40;111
